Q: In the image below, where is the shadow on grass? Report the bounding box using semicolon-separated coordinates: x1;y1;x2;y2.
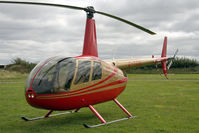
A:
9;111;101;133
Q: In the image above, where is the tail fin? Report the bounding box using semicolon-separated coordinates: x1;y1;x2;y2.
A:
161;37;168;78
161;37;167;58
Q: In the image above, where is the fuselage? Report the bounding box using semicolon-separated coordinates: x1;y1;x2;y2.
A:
25;56;127;110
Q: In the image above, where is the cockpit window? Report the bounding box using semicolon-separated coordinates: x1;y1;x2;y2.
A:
58;58;75;91
92;61;102;81
25;56;58;91
26;57;76;94
74;60;91;85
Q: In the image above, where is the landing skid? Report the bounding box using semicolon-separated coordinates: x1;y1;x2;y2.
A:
83;98;135;128
21;99;134;128
21;109;80;121
83;116;136;128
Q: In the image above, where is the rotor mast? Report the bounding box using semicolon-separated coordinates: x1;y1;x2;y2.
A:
82;6;98;57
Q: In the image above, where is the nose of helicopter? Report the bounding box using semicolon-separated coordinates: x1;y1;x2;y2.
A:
25;87;40;108
26;89;35;99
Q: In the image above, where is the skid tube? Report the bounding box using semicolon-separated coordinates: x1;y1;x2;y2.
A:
83;98;136;128
21;108;80;121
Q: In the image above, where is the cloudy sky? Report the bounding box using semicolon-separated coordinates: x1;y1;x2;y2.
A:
0;0;198;64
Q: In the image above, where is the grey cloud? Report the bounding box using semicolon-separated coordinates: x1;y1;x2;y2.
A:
0;0;198;64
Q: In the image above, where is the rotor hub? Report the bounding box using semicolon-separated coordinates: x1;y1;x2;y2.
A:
84;6;95;19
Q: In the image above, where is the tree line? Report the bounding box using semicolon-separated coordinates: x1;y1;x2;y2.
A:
171;57;199;68
6;58;36;73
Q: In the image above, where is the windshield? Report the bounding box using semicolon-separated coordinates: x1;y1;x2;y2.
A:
25;57;76;94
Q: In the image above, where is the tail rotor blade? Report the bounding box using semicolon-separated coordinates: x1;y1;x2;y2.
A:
167;60;173;70
173;49;179;59
167;49;179;70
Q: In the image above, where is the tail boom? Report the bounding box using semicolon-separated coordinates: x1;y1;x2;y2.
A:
106;36;170;78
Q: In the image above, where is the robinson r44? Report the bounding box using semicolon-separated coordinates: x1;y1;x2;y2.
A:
0;1;178;128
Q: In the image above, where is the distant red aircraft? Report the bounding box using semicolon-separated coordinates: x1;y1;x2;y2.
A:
0;1;177;128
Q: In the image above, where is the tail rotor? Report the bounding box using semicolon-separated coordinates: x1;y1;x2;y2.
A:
158;36;178;79
167;49;179;70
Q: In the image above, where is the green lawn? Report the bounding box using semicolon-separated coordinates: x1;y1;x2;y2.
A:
0;73;199;133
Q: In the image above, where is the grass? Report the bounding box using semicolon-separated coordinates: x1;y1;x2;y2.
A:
0;72;199;133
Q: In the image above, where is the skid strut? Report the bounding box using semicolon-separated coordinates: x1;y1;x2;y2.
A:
83;98;135;128
21;109;80;121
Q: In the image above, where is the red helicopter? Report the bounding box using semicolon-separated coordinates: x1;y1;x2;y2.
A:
0;1;178;128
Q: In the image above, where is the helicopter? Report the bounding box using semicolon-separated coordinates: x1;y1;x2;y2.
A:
0;1;178;128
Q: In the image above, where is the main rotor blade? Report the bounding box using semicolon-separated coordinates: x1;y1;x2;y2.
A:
0;1;156;35
0;1;86;10
95;10;156;35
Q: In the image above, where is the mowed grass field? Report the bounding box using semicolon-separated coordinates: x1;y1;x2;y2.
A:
0;71;199;133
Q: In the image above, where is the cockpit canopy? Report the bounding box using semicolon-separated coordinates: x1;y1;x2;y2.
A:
25;56;102;95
